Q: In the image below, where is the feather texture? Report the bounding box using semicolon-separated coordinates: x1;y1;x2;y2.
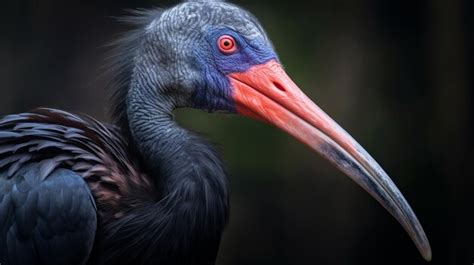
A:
0;108;153;221
0;165;97;265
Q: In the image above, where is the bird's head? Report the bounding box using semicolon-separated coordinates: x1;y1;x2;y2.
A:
120;0;278;113
112;0;431;260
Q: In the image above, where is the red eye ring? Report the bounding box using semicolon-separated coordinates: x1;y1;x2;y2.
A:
218;35;237;54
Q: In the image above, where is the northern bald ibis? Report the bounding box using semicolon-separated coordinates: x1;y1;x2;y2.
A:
0;0;431;264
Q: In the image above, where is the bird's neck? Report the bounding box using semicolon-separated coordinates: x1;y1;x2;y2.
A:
114;81;229;264
126;87;182;191
126;82;226;194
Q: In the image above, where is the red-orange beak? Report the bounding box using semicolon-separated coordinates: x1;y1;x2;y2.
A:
229;59;431;261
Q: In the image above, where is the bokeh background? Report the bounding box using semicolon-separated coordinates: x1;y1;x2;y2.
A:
0;0;472;264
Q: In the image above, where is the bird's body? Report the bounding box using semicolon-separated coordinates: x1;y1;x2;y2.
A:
0;0;431;264
0;108;228;265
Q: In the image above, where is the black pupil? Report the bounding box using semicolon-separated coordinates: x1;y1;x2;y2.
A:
224;41;230;47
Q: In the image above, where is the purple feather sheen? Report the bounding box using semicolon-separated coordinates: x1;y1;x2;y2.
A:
0;108;152;217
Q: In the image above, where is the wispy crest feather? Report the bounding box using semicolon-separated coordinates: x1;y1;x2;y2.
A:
105;8;164;135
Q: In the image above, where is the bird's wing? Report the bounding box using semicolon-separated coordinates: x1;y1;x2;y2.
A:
0;108;153;221
0;164;97;265
0;108;151;265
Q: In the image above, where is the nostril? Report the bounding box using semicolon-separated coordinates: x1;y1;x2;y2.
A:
272;81;286;92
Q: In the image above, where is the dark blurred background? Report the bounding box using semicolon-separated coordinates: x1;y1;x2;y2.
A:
0;0;472;264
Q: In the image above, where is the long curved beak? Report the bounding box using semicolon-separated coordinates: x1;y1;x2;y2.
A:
229;59;431;261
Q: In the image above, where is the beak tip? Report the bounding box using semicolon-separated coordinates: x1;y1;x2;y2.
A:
423;247;432;262
417;230;432;262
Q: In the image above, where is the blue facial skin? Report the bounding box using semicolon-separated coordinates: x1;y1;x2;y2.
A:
192;27;278;113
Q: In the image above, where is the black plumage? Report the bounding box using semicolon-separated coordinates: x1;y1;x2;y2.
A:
0;107;229;265
0;164;96;265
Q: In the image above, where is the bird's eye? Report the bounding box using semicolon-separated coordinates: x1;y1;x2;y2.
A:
217;35;237;54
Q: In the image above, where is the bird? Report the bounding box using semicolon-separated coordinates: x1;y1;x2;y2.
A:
0;0;431;264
